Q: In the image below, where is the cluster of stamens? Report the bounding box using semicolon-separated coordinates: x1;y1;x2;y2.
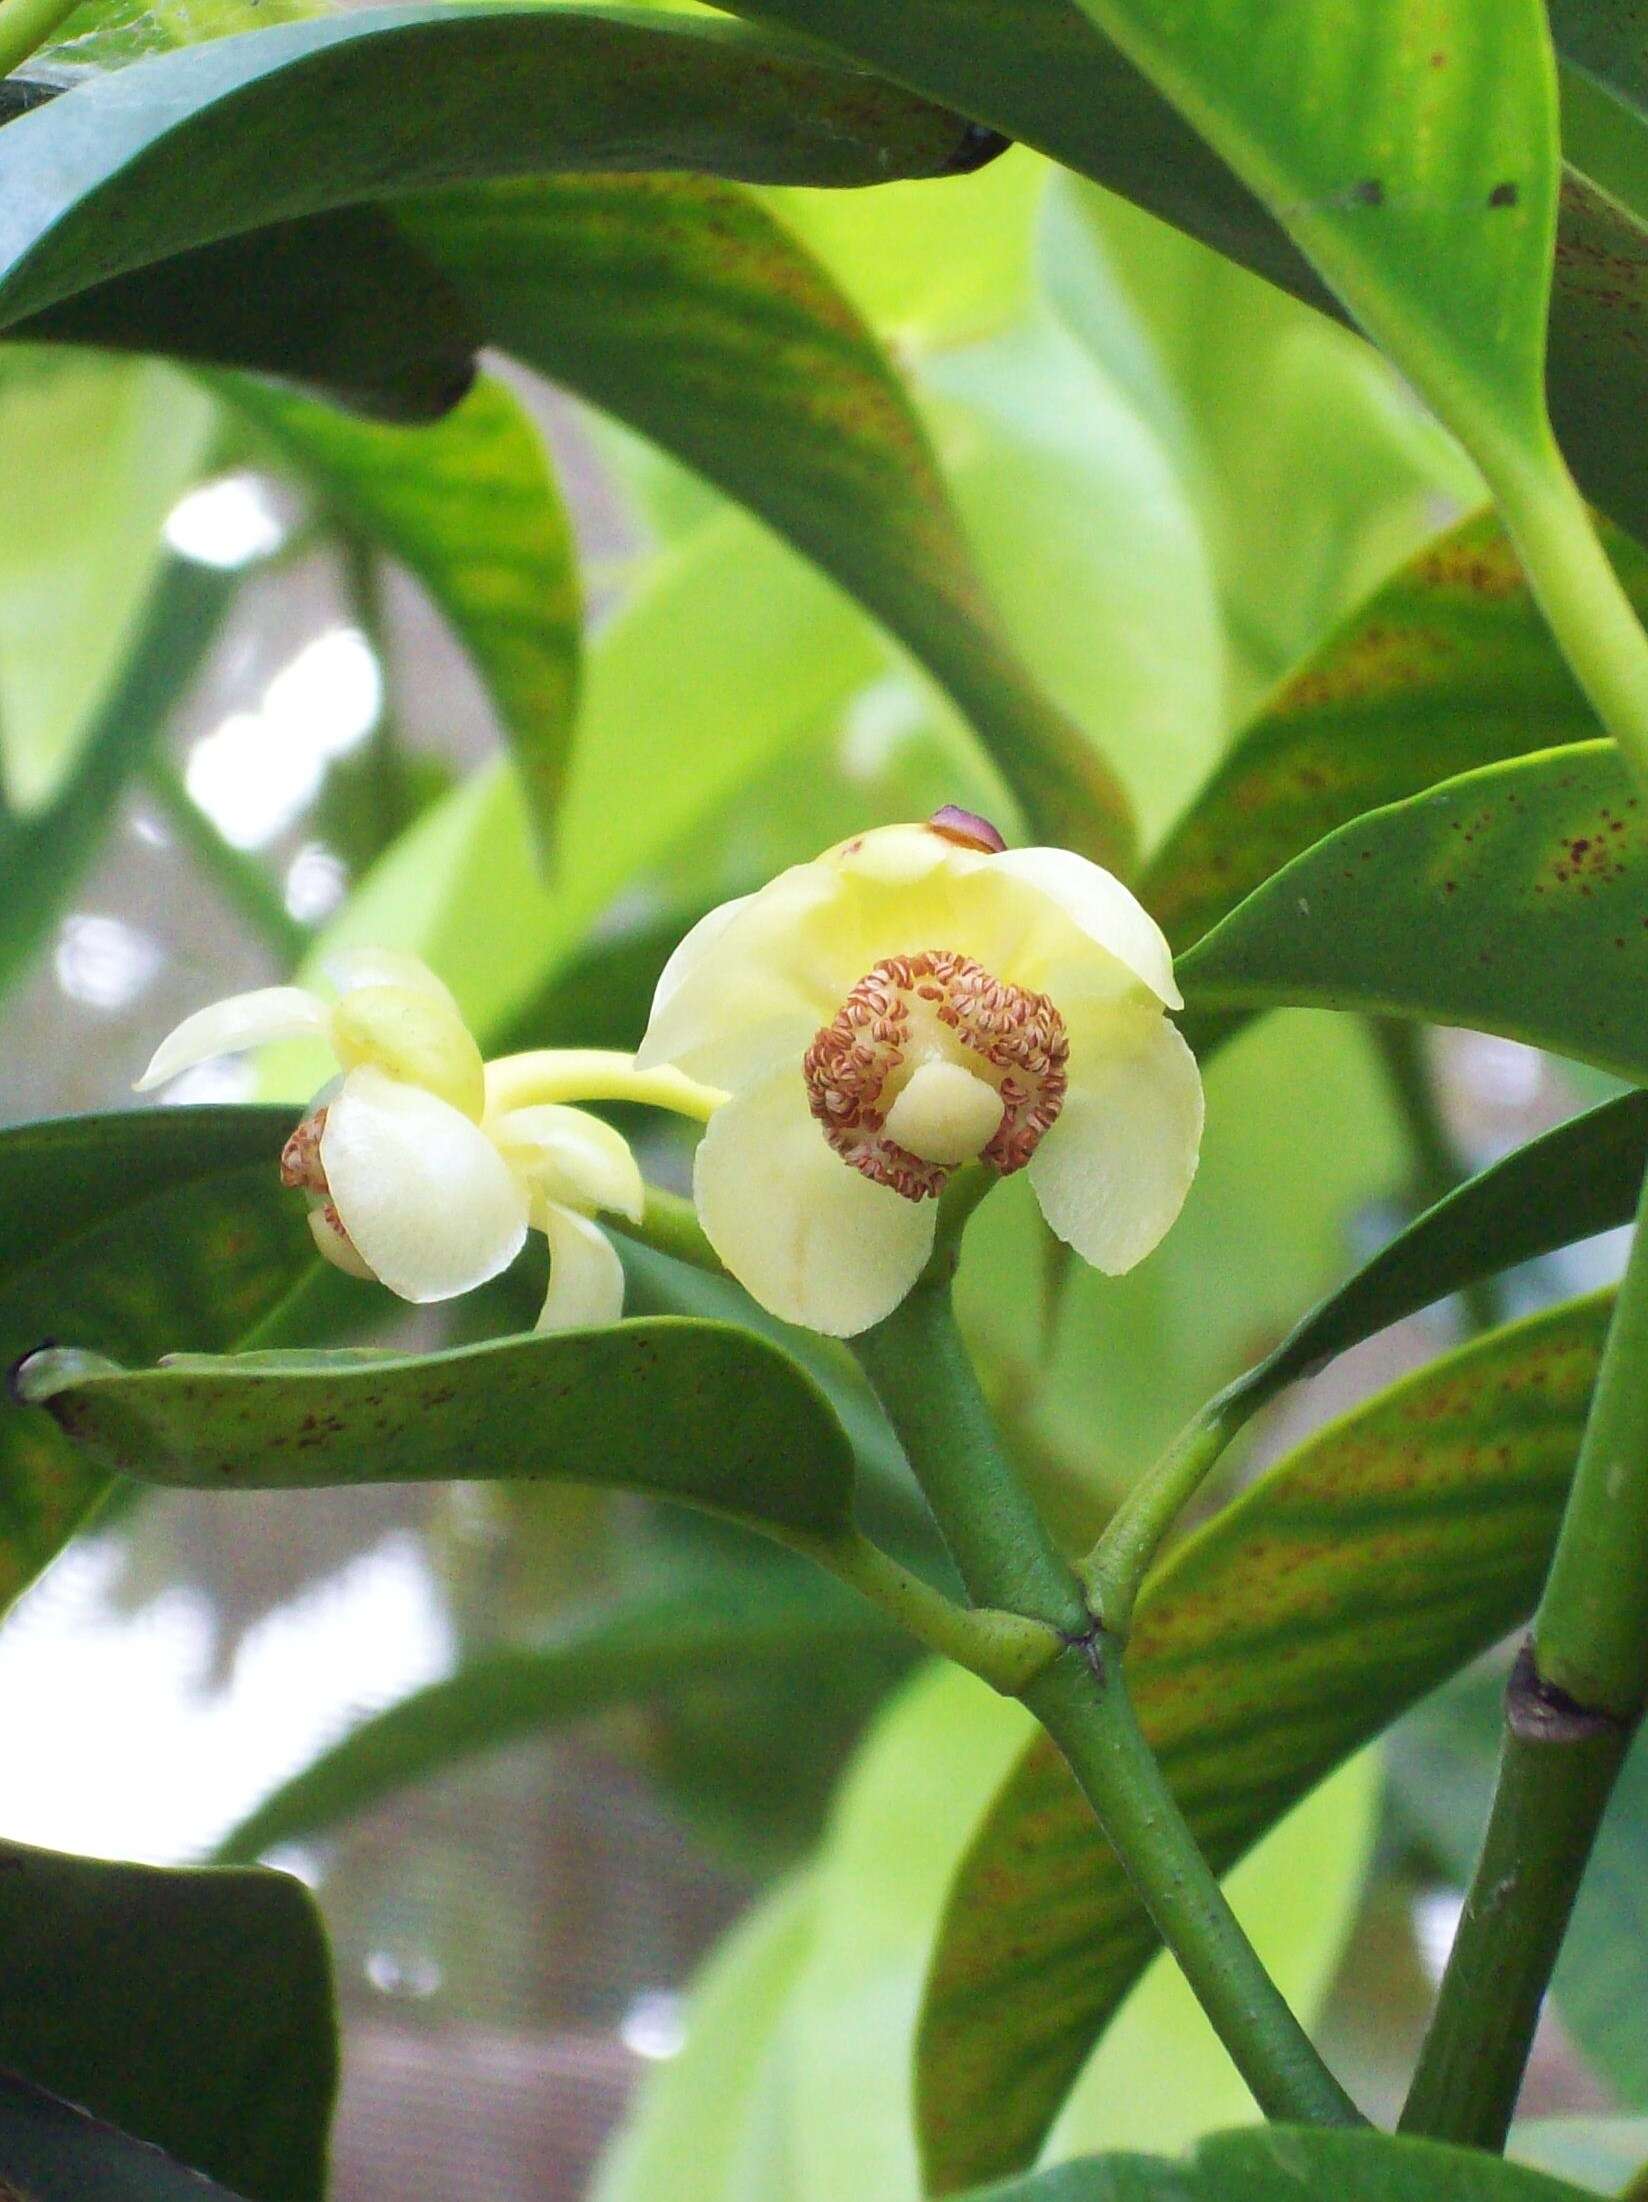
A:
279;1105;354;1259
801;951;1069;1201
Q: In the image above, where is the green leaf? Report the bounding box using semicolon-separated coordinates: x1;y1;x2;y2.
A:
1145;508;1648;961
24;204;482;425
0;1839;333;2202
214;1560;888;1864
0;1107;317;1620
716;0;1648;556
1177;741;1648;1081
1392;1665;1648;2112
1054;1;1558;476
917;1293;1609;2192
782;1666;1373;2201
970;2128;1599;2201
0;4;998;338
0;351;214;810
400;173;1133;862
1248;1087;1648;1406
19;1318;859;1543
219;370;580;854
0;2072;255;2202
0;552;236;1006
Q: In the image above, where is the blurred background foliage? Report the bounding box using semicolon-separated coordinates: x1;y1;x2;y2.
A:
0;3;1638;2193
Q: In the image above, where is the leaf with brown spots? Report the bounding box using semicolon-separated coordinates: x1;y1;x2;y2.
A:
1176;740;1648;1079
1144;506;1648;961
16;1318;860;1545
916;1293;1608;2194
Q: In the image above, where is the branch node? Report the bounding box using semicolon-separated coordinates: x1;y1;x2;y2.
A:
1506;1637;1635;1745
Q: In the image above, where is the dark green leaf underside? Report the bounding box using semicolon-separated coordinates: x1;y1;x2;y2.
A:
0;2069;256;2202
0;1839;334;2202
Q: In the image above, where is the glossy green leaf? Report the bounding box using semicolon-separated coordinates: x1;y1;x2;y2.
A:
0;2072;253;2202
400;173;1132;863
0;1107;316;1622
970;2128;1598;2201
0;553;236;1006
1392;1664;1648;2111
918;1293;1609;2192
220;370;580;852
0;1838;333;2202
19;1318;859;1543
0;351;214;810
1053;2;1558;467
0;4;998;335
1177;741;1648;1081
214;1560;887;1863
1246;1087;1648;1406
1145;508;1648;959
715;2;1648;556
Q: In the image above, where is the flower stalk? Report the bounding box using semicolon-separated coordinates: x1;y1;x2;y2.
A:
850;1204;1359;2131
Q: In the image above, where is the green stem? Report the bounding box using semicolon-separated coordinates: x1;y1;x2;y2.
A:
1399;1646;1632;2149
852;1235;1358;2129
1026;1641;1361;2128
1083;1382;1258;1637
0;0;79;78
795;1527;1061;1695
142;757;308;966
852;1259;1087;1633
1488;444;1648;799
1402;1159;1648;2147
341;532;414;857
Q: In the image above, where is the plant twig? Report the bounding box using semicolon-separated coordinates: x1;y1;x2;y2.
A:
1401;1159;1648;2147
850;1195;1360;2131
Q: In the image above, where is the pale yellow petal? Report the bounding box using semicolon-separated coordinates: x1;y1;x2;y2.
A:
1028;1013;1203;1275
536;1202;626;1332
320;1067;528;1302
329;985;486;1120
980;847;1180;1008
135;987;329;1091
491;1103;644;1222
325;947;462;1016
636;869;841;1090
694;1062;935;1337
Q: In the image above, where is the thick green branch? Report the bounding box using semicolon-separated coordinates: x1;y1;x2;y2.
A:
1402;1158;1648;2148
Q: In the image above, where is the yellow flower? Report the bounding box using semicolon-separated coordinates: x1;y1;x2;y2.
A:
636;810;1203;1337
136;951;699;1333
